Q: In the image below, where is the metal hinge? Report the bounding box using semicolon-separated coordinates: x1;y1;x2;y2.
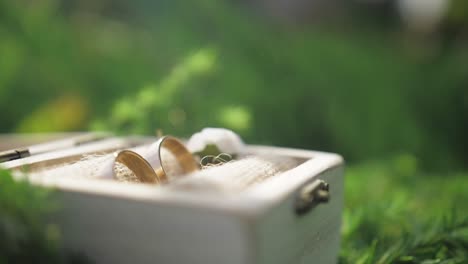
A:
295;179;330;216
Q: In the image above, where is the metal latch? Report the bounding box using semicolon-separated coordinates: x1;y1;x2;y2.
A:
295;179;330;216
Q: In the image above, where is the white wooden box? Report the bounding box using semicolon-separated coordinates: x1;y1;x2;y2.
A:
1;135;344;264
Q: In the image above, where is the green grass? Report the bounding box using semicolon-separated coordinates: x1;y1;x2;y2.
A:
341;155;468;263
1;155;467;263
0;170;88;264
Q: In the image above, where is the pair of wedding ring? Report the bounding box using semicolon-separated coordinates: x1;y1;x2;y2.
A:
114;136;199;184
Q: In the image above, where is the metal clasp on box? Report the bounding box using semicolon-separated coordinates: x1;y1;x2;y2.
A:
295;179;330;216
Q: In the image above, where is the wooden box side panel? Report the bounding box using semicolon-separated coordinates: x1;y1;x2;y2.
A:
255;165;344;264
53;191;253;264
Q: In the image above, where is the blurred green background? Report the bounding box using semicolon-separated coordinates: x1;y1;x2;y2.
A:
0;0;467;263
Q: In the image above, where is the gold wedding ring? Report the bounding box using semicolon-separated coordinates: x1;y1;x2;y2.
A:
154;136;200;179
115;136;199;184
115;150;161;183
